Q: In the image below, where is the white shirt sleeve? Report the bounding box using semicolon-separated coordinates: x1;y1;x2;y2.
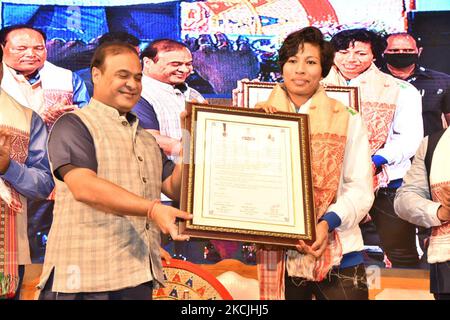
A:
327;112;375;231
375;82;423;165
394;137;443;228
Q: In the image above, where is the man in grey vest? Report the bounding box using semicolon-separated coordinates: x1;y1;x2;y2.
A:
37;42;192;300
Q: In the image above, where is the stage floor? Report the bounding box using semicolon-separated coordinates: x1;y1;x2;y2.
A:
20;261;434;300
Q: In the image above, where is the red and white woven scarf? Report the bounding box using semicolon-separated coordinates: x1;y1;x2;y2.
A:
255;87;349;299
0;128;29;299
323;64;401;191
428;129;450;264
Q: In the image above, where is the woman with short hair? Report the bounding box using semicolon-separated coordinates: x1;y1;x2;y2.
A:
256;27;374;300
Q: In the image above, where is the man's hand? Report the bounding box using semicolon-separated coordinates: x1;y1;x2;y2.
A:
437;206;450;222
187;98;208;105
295;220;329;259
41;104;77;126
159;139;181;158
159;246;172;264
169;141;182;159
180;109;191;131
148;131;182;158
149;203;193;241
437;185;450;222
0;129;12;174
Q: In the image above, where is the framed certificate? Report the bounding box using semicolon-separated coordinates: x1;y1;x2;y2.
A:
239;80;360;111
179;102;316;247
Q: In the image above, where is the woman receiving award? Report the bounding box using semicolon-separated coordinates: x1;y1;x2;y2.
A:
256;27;374;300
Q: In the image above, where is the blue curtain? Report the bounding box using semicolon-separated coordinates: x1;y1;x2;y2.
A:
2;2;179;43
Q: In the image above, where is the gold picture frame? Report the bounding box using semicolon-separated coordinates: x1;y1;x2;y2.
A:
179;102;316;247
240;80;360;111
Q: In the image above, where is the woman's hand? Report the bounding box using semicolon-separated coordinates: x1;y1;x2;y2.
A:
295;220;329;259
255;103;278;114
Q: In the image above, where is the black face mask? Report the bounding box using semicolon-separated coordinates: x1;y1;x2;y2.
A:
384;53;419;68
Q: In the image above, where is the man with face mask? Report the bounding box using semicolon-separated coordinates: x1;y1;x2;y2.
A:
383;33;450;137
323;29;423;269
384;33;450;267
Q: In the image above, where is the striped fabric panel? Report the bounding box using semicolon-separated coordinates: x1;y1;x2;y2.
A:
256;249;285;300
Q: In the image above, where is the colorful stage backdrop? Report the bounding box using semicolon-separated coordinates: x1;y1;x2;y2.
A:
1;0;411;96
